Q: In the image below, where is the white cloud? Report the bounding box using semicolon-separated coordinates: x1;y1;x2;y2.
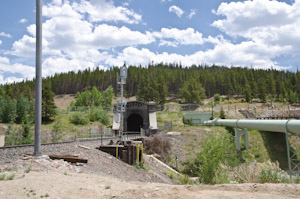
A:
161;0;173;2
42;57;95;77
107;39;287;70
188;9;197;19
0;40;2;46
9;4;153;57
212;0;300;56
52;0;62;6
19;18;28;23
89;24;154;49
0;32;12;38
0;56;35;84
169;5;184;18
4;0;154;81
43;0;83;19
153;28;203;46
10;35;36;57
73;0;142;24
4;0;298;84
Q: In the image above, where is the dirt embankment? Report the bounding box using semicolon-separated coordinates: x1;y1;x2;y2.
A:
1;170;300;199
1;139;300;199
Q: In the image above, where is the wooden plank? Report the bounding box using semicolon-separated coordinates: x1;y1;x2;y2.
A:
48;154;88;163
78;145;91;150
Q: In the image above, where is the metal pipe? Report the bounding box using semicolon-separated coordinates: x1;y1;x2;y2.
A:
205;118;300;135
34;0;42;156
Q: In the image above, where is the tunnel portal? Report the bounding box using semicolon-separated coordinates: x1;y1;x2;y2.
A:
127;113;143;132
113;101;158;135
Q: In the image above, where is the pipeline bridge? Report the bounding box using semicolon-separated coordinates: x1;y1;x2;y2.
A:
204;118;300;174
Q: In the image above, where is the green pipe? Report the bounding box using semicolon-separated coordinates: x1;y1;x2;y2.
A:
204;118;300;135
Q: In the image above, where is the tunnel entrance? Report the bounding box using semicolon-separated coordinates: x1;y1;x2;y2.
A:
127;114;143;132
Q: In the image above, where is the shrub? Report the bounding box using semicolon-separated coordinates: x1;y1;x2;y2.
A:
21;116;34;144
258;161;282;183
224;161;297;184
220;107;226;119
178;174;193;185
51;118;63;142
5;122;33;145
144;136;171;162
88;108;109;125
134;161;148;170
69;112;89;125
0;173;5;181
182;133;239;184
231;163;259;183
24;164;32;174
215;168;230;184
6;172;15;180
214;93;220;103
169;170;175;180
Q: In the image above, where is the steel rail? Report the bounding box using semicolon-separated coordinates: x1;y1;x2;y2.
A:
0;134;144;150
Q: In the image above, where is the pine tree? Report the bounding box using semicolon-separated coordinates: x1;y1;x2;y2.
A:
244;83;252;103
157;75;167;104
258;78;267;103
1;96;16;123
179;78;206;103
42;84;57;122
16;95;30;124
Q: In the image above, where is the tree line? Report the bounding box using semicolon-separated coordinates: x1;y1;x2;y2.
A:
2;64;300;104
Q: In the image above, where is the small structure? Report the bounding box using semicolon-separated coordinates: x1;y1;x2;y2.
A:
97;141;143;165
183;112;212;126
113;101;158;136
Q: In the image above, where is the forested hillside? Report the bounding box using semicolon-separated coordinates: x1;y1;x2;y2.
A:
2;64;300;104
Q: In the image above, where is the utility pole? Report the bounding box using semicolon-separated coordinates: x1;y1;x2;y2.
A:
34;0;42;156
117;65;127;142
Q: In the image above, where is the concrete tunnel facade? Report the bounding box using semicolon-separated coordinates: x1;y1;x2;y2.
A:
112;101;158;136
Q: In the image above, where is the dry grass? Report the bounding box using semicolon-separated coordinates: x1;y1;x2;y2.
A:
54;94;76;109
144;136;171;162
222;161;286;183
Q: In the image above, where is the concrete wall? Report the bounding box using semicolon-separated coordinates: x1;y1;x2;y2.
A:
0;135;4;147
0;125;7;147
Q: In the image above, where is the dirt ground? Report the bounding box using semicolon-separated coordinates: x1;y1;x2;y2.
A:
1;139;300;199
54;94;76;109
1;170;300;199
2;96;299;198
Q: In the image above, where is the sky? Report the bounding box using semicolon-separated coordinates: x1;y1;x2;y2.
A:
0;0;299;84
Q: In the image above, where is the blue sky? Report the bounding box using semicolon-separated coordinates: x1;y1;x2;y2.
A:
0;0;299;84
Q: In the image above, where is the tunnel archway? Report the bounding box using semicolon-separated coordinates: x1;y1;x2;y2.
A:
127;113;143;132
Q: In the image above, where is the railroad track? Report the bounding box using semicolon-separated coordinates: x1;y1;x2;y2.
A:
0;134;144;150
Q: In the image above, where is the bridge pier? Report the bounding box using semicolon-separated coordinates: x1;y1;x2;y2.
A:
284;120;300;174
235;128;249;151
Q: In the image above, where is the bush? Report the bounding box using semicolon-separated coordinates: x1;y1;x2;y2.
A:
178;174;193;185
220;107;226;119
258;161;282;183
69;112;89;125
144;136;171;162
214;93;220;103
51;118;64;142
221;160;300;184
182;133;239;184
88;108;109;125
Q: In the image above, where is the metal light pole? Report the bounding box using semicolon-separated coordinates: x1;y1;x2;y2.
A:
34;0;42;156
117;65;127;142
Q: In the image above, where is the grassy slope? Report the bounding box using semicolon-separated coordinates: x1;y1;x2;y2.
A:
156;109;291;171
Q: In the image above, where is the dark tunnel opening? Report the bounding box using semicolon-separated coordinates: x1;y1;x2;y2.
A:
127;113;143;132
